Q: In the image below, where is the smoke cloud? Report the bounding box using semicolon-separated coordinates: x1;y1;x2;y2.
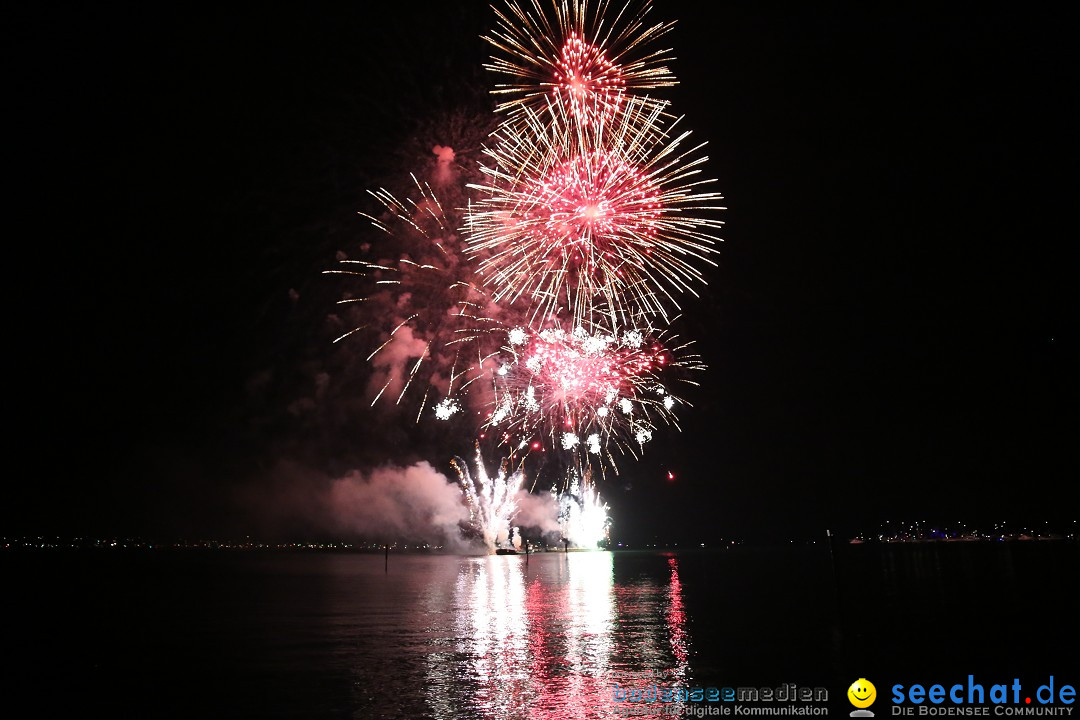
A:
328;461;469;545
513;489;561;535
431;144;456;185
242;459;566;550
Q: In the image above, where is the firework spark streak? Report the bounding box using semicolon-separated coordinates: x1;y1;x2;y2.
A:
484;0;677;125
466;97;724;329
325;176;503;422
484;321;703;474
453;447;527;552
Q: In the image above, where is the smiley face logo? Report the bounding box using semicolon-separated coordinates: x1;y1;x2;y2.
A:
848;678;877;709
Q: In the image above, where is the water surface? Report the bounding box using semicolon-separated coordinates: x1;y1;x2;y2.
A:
5;544;1076;718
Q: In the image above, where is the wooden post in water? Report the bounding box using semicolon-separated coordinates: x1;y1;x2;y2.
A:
384;543;389;573
524;538;529;566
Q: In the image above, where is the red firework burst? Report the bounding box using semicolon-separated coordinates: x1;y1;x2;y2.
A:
514;148;664;304
467;97;724;328
484;0;677;125
553;31;627;124
526;328;662;407
484;323;699;475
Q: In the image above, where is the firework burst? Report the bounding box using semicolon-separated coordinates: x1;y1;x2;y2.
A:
484;0;677;125
466;97;724;329
483;319;703;476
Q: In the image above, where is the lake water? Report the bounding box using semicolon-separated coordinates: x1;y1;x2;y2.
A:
4;543;1076;718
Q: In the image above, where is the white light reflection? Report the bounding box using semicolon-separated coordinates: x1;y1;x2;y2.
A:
562;552;616;693
464;557;530;717
423;553;691;718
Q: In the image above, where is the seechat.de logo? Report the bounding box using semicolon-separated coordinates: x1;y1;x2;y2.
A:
849;678;878;717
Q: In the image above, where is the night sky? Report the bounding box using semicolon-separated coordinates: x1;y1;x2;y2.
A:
7;3;1074;543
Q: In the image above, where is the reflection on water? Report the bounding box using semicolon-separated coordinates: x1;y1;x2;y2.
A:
420;552;688;719
7;544;1077;718
666;556;689;678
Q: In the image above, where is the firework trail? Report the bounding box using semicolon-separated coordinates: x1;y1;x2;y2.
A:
484;0;677;126
324;176;506;422
466;96;724;330
453;446;527;551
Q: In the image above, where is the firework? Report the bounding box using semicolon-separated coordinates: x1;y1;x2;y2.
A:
453;446;527;552
325;0;726;550
556;472;610;548
483;319;703;474
324;176;504;422
466;96;724;329
484;0;677;125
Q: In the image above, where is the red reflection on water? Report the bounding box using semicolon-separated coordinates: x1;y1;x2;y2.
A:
524;571;559;700
667;557;689;669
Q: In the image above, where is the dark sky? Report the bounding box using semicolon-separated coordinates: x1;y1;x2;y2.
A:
6;3;1075;542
